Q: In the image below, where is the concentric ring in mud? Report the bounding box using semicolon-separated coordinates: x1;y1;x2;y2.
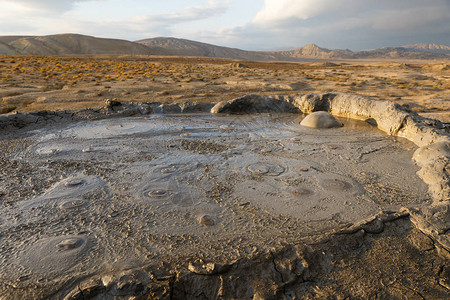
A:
150;161;201;177
65;178;85;187
286;187;315;196
321;178;353;191
146;189;171;198
140;183;204;207
56;237;85;250
247;163;286;176
58;198;89;210
160;165;178;174
105;123;137;131
0;92;448;299
15;235;91;274
38;175;106;200
317;173;364;195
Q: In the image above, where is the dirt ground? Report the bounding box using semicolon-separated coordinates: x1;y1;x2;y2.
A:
0;55;449;299
1;55;449;122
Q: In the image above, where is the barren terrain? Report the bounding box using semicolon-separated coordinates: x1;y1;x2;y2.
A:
0;55;449;299
1;55;449;122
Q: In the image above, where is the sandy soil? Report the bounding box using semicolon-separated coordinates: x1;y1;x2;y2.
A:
1;55;449;122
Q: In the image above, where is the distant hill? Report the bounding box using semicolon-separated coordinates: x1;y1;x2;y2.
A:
0;33;448;61
0;41;18;55
0;34;162;56
401;43;450;55
275;43;450;60
137;37;278;61
138;38;450;60
274;44;354;59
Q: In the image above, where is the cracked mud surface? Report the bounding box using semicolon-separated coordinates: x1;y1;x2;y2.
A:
1;110;448;299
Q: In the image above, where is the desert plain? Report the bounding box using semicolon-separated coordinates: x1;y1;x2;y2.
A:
0;55;449;122
0;54;449;299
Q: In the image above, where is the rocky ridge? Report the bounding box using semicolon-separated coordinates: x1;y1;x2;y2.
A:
402;43;450;54
0;34;448;60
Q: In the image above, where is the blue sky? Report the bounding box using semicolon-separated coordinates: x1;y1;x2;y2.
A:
0;0;448;50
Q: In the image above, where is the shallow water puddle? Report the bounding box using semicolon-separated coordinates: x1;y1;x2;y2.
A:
1;113;430;286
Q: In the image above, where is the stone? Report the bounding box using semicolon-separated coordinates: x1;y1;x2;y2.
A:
188;261;231;275
330;93;409;135
413;142;450;202
105;99;121;108
211;94;300;114
361;219;384;234
291;93;334;112
230;63;249;69
413;141;450;166
198;214;215;226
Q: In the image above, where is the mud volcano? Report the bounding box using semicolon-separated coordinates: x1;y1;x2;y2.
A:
0;93;449;299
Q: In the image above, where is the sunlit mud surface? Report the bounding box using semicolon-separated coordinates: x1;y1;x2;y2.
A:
0;113;430;292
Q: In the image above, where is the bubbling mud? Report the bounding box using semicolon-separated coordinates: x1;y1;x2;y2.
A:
146;189;170;198
56;237;85;250
247;163;286;176
160;165;178;174
0;111;433;298
15;235;90;274
58;198;88;210
65;178;85;187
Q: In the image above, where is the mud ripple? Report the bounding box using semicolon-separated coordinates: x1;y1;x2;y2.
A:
56;237;85;250
17;235;90;274
247;163;285;176
59;198;88;210
65;179;85;188
38;175;105;200
321;178;353;191
288;187;314;196
146;189;171;198
160;165;178;174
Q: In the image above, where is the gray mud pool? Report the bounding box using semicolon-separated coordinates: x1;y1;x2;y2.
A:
0;112;430;296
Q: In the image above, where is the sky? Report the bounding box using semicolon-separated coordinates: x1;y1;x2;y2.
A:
0;0;449;51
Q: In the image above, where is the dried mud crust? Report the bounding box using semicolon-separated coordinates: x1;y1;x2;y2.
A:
0;93;449;299
60;218;448;300
179;139;228;154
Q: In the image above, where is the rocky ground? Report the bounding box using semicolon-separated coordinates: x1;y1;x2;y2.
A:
0;55;449;299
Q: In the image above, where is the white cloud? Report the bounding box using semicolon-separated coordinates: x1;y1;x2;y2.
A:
0;0;229;40
143;0;450;51
253;0;344;24
372;5;450;31
135;0;228;28
2;0;96;12
252;0;450;32
246;0;450;49
105;1;230;38
0;0;448;50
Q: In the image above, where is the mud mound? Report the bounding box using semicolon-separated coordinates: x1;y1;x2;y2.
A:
300;111;343;128
211;94;300;113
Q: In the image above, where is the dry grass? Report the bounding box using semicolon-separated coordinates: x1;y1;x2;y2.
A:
0;55;448;121
0;105;16;114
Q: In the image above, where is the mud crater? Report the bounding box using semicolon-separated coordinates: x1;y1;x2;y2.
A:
0;111;433;298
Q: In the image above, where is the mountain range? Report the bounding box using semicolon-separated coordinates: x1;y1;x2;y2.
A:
0;34;448;61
